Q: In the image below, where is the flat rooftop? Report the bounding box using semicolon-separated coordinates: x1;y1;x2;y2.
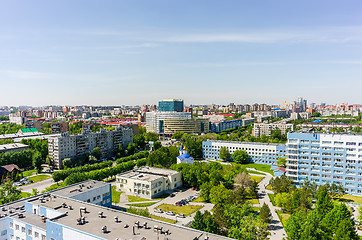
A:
0;132;44;140
13;134;61;142
0;143;28;151
205;140;286;147
136;167;179;176
52;180;109;198
118;171;163;182
1;193;232;240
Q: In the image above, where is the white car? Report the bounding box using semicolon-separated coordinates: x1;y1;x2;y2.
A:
166;211;175;216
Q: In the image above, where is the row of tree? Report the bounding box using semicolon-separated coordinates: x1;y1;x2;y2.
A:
63;160;135;185
52;160;114;182
116;151;149;164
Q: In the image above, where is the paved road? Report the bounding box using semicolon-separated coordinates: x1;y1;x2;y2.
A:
247;168;287;240
20;176;55;193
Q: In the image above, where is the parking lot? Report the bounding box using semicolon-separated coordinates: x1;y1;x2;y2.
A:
148;188;214;226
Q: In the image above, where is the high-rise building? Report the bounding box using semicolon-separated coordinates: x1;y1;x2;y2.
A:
158;99;184;112
48;127;133;169
286;132;362;195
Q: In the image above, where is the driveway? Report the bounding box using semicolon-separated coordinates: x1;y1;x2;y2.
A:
20;176;55;193
247;168;287;240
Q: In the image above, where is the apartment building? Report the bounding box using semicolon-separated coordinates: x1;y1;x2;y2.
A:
25;121;43;131
48;127;133;169
210;118;255;133
51;121;69;133
286;132;362;195
203;140;286;166
253;122;294;137
116;167;182;199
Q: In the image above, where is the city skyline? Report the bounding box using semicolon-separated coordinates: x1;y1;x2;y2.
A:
1;1;362;106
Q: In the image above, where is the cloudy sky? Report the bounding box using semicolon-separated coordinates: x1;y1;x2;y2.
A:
1;0;362;106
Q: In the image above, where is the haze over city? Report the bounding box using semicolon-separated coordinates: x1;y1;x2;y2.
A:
1;1;362;106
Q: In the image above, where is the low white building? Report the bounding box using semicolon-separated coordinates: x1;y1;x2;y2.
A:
116;167;182;199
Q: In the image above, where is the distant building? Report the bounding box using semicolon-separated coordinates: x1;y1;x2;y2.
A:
158;99;184;112
116;167;182;199
25;121;43;131
253;123;294;137
51;121;69;133
0;132;44;141
163;118;209;134
18;128;38;134
203;140;286;166
177;145;194;164
0;143;29;153
145;111;191;133
48;127;133;169
210;118;255;133
9;114;27;125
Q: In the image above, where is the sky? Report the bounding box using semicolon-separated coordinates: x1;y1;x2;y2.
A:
1;0;362;106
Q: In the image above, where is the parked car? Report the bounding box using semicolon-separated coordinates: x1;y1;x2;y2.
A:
166;211;175;216
170;193;176;197
176;213;185;218
154;209;163;213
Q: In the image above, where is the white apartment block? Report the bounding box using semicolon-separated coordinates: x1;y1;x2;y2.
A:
116;167;182;199
48;127;133;169
145;111;191;133
203;140;286;165
253;122;294;137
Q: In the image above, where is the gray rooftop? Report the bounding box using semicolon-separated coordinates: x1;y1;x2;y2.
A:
0;143;29;151
52;180;109;198
0;132;44;140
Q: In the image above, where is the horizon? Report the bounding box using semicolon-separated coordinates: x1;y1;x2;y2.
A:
1;1;362;106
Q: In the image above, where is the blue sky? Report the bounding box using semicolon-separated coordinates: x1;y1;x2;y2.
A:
1;0;362;106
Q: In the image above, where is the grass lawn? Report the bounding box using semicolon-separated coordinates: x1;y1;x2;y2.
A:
128;195;154;202
127;202;156;207
247;170;266;175
335;194;362;204
27;174;51;184
268;193;276;206
150;215;177;224
112;186;123;203
22;169;37;177
157;204;203;216
252;207;261;212
193;196;206;203
20;192;31;199
276;210;290;227
250;175;264;183
243;163;274;175
247;198;259;205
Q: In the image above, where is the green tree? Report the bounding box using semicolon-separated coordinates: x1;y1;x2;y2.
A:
312;112;322;117
88;155;97;164
133;134;146;149
32;151;43;173
93;147;102;159
145;132;158;142
126;143;136;155
191;211;205;230
219;147;231;161
62;158;72;169
209;184;232;205
277;157;287;168
232;149;249;164
259;203;272;224
249;180;259;199
172;131;185;140
31;188;39;196
0;181;21;204
118;143;125;157
153;141;162;150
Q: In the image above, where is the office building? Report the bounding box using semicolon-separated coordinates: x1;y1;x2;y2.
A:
0;143;29;153
286;132;362;195
0;179;229;240
163;118;209;134
203;140;286;166
158;99;184;112
253;123;294;137
48;127;133;169
145;112;191;133
116;167;182;199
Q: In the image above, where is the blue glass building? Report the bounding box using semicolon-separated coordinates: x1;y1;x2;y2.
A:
158;99;184;112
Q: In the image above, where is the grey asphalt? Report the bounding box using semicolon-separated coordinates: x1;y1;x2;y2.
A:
20;175;55;193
